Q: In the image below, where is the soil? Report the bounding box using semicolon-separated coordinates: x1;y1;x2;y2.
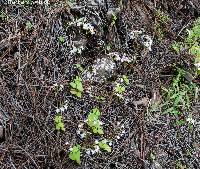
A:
0;0;200;169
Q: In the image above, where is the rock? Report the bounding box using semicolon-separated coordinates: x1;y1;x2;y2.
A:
83;57;116;83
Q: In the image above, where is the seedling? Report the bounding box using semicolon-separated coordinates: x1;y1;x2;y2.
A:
74;64;84;72
69;145;81;164
0;10;7;21
95;95;106;101
111;13;117;26
70;76;84;98
54;115;65;131
58;36;65;43
87;108;104;135
122;75;129;85
152;69;196;126
98;140;111;152
26;21;33;30
114;83;125;99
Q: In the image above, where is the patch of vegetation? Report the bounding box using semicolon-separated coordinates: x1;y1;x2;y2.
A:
87;108;104;135
58;36;65;43
69;145;81;164
151;69;196;126
54;115;65;131
70;76;84;98
98;140;112;152
25;21;33;30
154;9;171;40
172;17;200;73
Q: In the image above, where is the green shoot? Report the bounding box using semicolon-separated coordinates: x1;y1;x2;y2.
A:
54;115;65;131
98;140;111;152
26;21;33;30
87;108;104;135
74;64;84;72
122;75;129;85
58;36;65;43
69;145;81;164
70;76;84;98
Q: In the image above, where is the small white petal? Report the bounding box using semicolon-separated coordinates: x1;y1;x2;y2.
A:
69;148;73;151
60;107;65;112
86;149;91;155
56;109;60;113
91;150;96;155
78;123;84;128
116;136;120;139
95;140;99;144
108;142;112;146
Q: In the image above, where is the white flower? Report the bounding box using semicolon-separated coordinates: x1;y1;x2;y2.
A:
99;121;104;125
141;35;153;51
60;107;65;112
60;85;64;90
86;149;91;155
63;105;68;110
56;108;60;113
91;150;96;155
186;117;195;125
83;23;91;30
95;140;99;144
195;62;200;70
78;123;84;128
69;147;73;151
80;133;86;139
65;141;69;145
108;142;112;146
84;119;88;123
94;145;100;153
116;136;120;139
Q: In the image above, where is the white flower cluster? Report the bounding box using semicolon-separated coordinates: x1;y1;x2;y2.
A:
116;123;126;140
129;30;143;39
85;139;112;155
69;17;95;35
77;123;88;139
141;35;153;51
108;52;132;63
55;101;68;113
53;83;64;91
186;117;195;125
195;62;200;70
70;45;84;54
129;30;153;51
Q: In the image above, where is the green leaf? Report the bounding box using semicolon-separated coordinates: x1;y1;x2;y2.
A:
76;82;84;92
54;115;65;131
70;82;76;89
98;140;111;152
76;92;82;98
58;36;65;43
122;75;129;85
69;145;81;164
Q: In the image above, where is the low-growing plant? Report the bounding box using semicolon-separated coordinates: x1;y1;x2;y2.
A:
54;114;65;131
172;17;200;73
26;21;33;30
114;83;125;99
74;64;84;72
87;108;104;135
58;36;65;43
122;75;129;85
69;145;81;164
70;76;84;98
151;69;196;126
98;140;111;152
